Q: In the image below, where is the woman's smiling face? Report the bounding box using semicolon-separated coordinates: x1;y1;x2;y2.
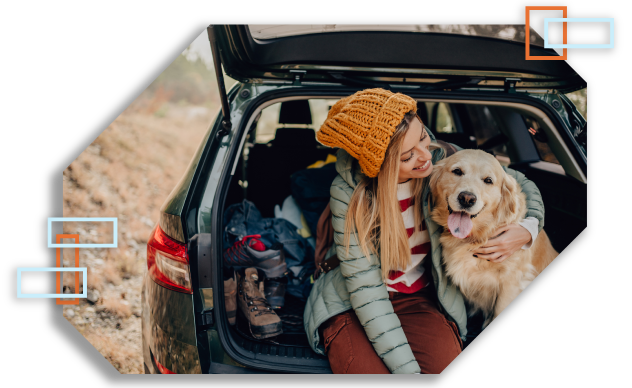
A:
398;117;433;183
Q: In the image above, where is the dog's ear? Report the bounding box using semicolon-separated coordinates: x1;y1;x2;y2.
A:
429;160;446;198
498;172;519;218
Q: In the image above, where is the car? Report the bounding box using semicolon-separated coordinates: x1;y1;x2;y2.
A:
142;24;587;374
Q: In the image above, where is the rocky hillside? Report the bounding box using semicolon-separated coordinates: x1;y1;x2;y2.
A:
62;101;212;373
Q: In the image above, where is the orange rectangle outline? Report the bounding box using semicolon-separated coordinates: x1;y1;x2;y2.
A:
56;234;80;305
526;6;567;60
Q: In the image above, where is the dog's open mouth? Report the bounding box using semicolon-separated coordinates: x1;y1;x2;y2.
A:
447;197;484;239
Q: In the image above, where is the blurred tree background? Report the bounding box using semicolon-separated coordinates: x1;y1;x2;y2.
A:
143;53;236;107
134;32;236;116
566;88;587;119
148;54;216;105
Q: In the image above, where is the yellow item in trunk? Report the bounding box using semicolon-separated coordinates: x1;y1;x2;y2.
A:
297;213;312;238
307;154;337;169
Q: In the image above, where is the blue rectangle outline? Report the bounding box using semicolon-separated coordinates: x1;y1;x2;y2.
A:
17;267;87;298
48;217;118;248
544;18;614;48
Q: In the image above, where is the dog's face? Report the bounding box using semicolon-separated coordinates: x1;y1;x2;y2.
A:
430;149;522;240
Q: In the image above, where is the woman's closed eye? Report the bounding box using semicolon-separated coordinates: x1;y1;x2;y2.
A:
401;132;429;163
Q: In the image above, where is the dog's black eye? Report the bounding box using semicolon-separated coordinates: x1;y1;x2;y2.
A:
452;168;463;176
484;177;493;184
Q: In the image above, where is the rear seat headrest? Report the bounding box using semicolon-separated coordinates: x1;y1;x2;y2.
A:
271;127;318;147
279;100;312;125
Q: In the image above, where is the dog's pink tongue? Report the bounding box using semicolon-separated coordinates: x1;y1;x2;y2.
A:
448;212;473;239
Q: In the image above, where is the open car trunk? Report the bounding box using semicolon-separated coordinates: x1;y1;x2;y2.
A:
211;25;586;93
204;88;586;373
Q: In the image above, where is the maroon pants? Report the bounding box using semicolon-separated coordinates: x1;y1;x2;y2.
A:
320;286;462;374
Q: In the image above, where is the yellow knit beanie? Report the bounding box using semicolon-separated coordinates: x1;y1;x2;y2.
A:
316;88;418;178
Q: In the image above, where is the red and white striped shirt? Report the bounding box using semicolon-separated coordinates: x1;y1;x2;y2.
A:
386;180;432;294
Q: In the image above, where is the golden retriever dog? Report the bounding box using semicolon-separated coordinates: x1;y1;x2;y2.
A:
429;149;558;327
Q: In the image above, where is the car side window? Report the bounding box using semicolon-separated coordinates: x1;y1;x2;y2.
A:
253;103;281;144
435;103;456;134
424;102;456;134
463;105;511;165
522;116;561;165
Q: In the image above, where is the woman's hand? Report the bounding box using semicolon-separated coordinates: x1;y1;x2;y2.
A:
472;224;532;263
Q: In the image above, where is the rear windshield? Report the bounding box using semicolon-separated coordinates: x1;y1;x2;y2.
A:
249;25;545;47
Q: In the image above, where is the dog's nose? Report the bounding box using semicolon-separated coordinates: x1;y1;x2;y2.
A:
457;191;477;208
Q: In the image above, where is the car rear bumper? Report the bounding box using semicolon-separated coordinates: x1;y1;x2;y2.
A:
142;274;202;374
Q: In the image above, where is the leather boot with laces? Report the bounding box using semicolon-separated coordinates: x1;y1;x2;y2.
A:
237;268;282;339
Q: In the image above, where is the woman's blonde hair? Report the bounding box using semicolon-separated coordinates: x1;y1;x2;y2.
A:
344;112;443;280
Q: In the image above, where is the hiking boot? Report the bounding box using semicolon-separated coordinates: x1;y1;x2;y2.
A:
263;276;287;309
224;235;287;278
224;271;237;326
237;268;282;339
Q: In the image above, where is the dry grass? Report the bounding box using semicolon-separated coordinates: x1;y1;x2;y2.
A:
117;250;140;279
101;298;132;319
103;261;122;286
87;268;104;292
63;91;213;373
83;327;141;374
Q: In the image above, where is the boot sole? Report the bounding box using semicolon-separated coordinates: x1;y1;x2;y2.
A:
227;310;236;325
236;309;283;339
249;321;283;339
254;259;287;278
266;296;285;309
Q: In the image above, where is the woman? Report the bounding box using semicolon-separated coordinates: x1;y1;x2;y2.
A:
303;88;544;374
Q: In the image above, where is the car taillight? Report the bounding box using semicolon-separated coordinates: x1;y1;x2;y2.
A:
147;225;192;294
152;352;176;374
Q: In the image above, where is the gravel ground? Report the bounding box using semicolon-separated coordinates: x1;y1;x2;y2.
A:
63;269;144;373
